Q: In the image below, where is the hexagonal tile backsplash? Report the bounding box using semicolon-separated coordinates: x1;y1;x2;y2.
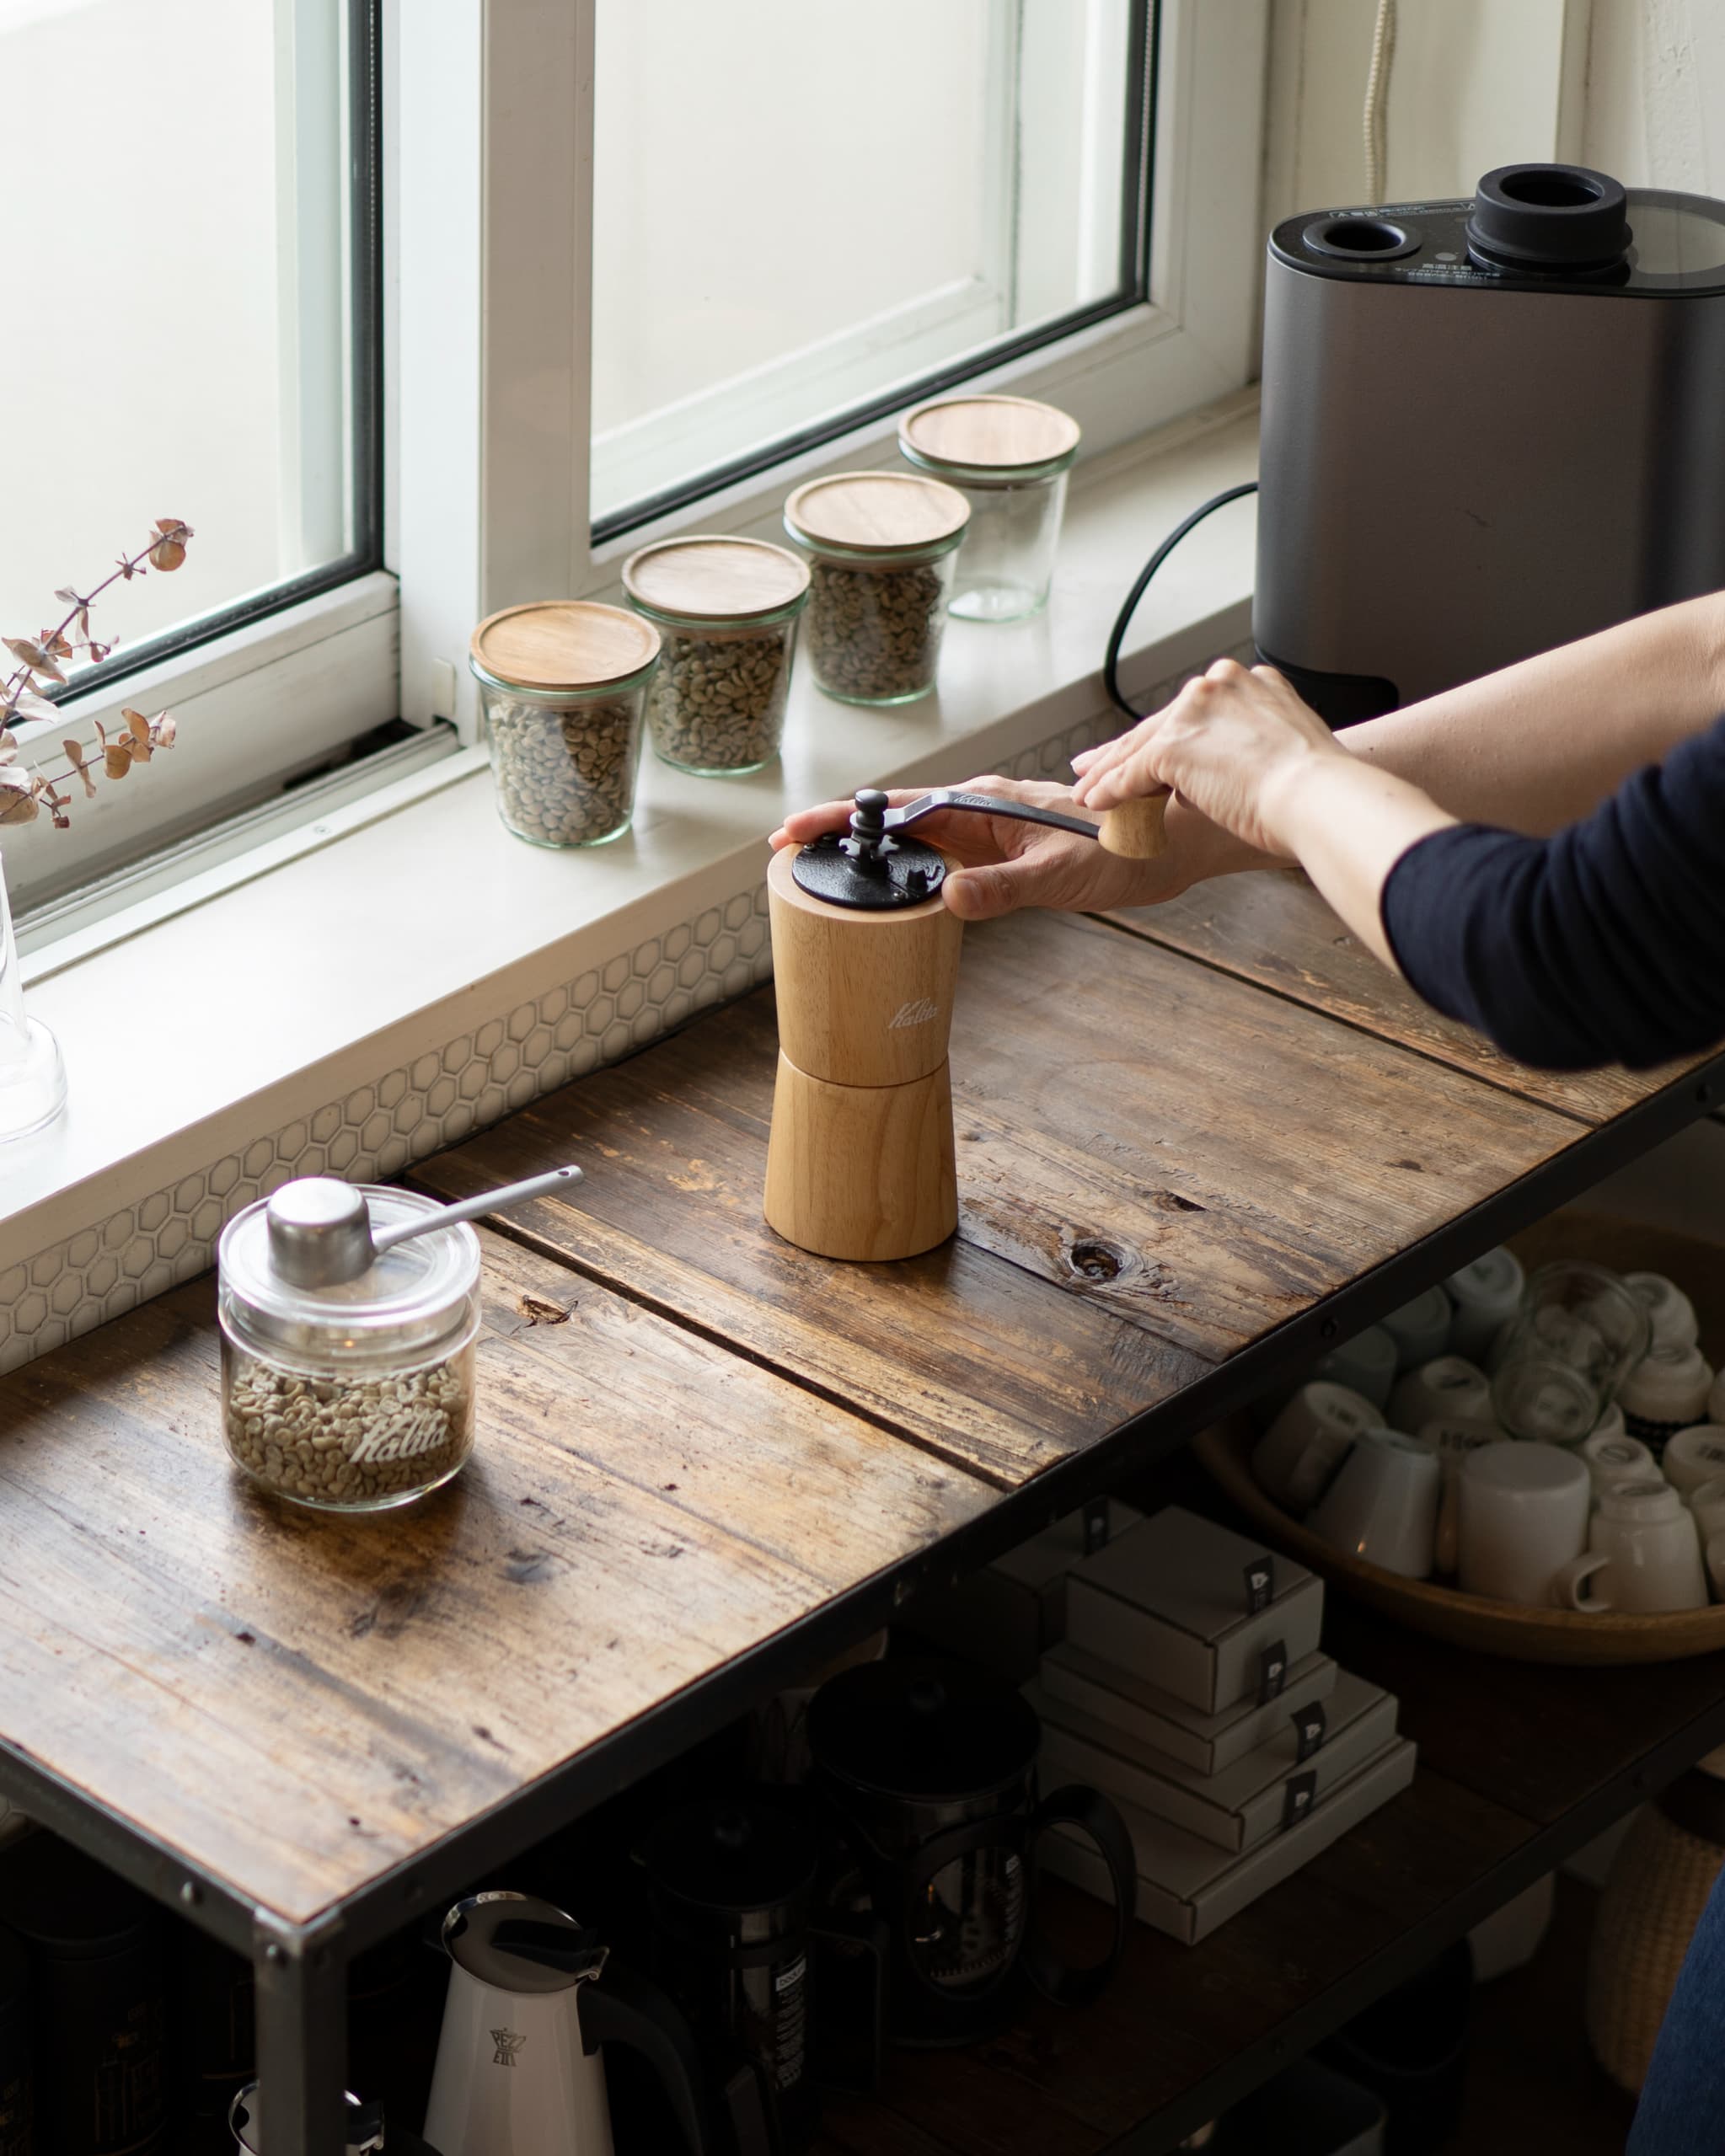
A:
0;666;1231;1377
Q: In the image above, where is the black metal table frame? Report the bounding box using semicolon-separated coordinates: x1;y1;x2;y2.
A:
4;1051;1722;2154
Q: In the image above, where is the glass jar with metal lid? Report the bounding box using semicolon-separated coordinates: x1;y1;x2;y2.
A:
897;394;1079;622
621;535;810;776
469;600;661;846
782;472;969;706
217;1185;482;1511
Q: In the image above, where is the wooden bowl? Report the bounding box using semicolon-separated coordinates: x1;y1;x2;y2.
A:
1194;1212;1725;1666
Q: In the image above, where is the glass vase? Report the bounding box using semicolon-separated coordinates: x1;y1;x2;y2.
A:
0;849;67;1142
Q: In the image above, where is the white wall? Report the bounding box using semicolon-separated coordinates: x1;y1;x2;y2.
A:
1581;0;1725;195
1262;0;1580;226
1265;0;1725;238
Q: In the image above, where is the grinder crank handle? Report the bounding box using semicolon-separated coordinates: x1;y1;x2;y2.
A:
871;786;1169;862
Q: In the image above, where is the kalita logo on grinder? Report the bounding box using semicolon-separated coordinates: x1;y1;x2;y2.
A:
887;998;940;1029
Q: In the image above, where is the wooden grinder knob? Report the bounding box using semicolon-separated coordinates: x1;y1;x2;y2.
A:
1098;791;1170;859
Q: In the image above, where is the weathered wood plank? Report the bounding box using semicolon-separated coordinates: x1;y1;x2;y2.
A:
422;910;1586;1416
0;1231;993;1923
1106;869;1702;1124
950;911;1587;1356
413;995;1209;1490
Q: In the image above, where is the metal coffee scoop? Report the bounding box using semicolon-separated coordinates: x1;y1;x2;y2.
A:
265;1165;582;1290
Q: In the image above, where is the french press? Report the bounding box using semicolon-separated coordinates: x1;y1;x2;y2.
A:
806;1656;1137;2047
764;787;1163;1261
637;1792;887;2156
423;1892;716;2156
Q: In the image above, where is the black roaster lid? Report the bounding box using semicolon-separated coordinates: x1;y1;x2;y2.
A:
640;1794;819;1916
1465;163;1631;270
806;1656;1040;1803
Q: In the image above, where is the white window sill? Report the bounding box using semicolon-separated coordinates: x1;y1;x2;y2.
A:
0;391;1257;1372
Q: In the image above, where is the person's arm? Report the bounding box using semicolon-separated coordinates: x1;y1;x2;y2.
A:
1375;720;1725;1068
1073;588;1725;848
1071;660;1725;1071
774;591;1725;923
1072;659;1454;968
1333;590;1725;831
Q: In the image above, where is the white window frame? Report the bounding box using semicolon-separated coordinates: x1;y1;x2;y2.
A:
399;0;1269;746
4;0;400;915
8;0;1264;911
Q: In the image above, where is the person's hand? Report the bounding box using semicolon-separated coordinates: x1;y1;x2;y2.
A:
769;773;1231;920
1070;657;1347;859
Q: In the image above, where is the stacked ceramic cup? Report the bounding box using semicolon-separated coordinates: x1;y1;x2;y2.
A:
1254;1265;1513;1581
1256;1247;1725;1616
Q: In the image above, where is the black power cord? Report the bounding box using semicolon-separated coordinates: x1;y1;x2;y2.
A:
1102;480;1258;722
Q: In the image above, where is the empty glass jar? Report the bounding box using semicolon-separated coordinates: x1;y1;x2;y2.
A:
1489;1260;1651;1446
897;394;1079;622
470;601;661;846
783;472;969;706
622;535;810;775
217;1188;482;1511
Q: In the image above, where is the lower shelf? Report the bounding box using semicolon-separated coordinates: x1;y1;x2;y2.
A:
812;1503;1725;2154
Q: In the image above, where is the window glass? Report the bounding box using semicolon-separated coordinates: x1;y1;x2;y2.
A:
0;0;369;679
592;0;1142;532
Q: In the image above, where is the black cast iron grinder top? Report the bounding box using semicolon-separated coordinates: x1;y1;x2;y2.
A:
792;786;1102;912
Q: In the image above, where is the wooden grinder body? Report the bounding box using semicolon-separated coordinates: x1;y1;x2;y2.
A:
764;845;964;1260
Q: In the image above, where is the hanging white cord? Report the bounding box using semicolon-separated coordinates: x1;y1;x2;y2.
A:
1363;0;1397;206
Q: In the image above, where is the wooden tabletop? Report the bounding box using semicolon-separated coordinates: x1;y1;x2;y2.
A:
0;872;1713;1934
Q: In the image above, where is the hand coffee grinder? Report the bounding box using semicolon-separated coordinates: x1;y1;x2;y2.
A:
764;787;1164;1261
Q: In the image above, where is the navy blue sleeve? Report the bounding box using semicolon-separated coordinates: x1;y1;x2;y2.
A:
1379;714;1725;1071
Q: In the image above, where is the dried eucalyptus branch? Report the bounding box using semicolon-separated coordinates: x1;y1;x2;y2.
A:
0;518;194;828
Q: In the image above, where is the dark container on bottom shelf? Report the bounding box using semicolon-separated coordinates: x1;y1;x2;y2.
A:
170;1927;254;2156
1318;1938;1473;2156
1208;2056;1386;2154
0;1835;169;2156
0;1926;33;2156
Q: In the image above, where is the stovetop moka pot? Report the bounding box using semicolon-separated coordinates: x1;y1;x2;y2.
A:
806;1656;1136;2046
639;1792;886;2155
765;789;1162;1264
423;1891;717;2156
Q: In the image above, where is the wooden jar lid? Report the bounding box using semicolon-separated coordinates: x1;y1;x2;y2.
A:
784;471;970;556
469;601;660;692
899;394;1080;476
621;535;810;623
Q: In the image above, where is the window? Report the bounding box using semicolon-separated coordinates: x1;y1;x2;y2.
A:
401;0;1266;744
4;0;393;911
10;0;1263;898
590;0;1149;534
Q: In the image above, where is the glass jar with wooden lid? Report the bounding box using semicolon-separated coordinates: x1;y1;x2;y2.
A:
469;600;661;846
621;534;810;775
897;394;1079;622
782;471;970;706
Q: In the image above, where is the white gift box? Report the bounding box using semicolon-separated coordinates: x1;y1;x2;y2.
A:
1031;1667;1397;1856
1036;1642;1337;1779
1064;1506;1324;1715
1041;1736;1418;1945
